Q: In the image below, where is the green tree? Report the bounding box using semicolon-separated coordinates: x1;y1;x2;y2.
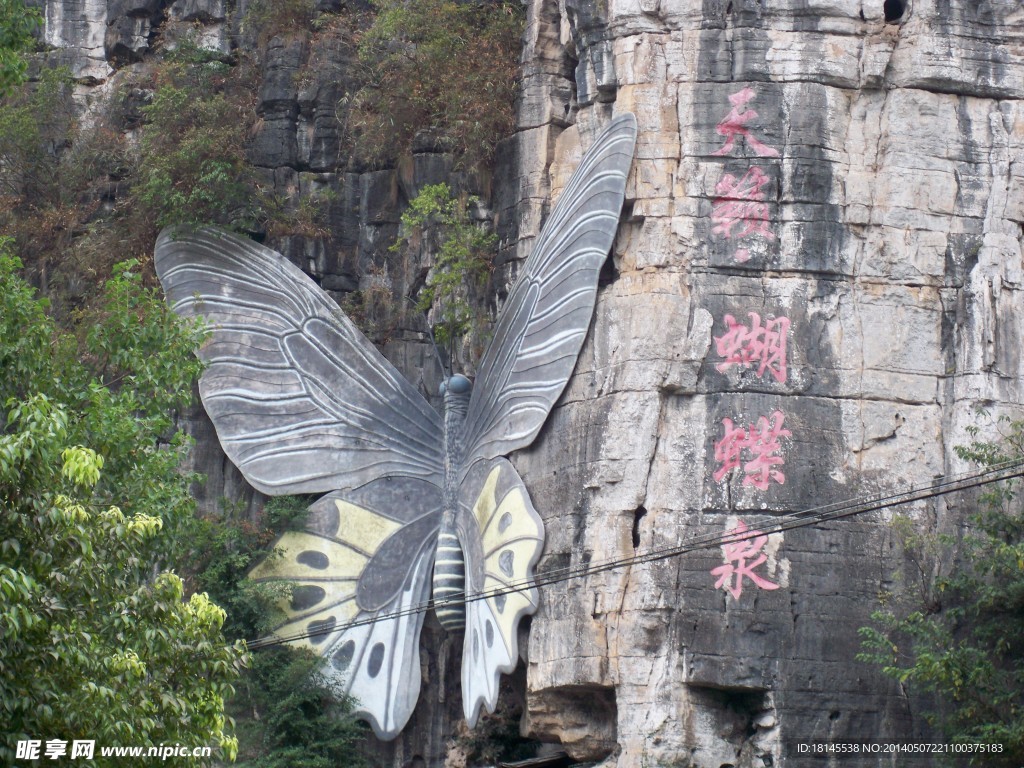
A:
134;45;260;232
0;240;246;764
234;646;370;768
0;0;40;95
394;183;494;361
859;416;1024;765
0;66;74;204
186;497;370;767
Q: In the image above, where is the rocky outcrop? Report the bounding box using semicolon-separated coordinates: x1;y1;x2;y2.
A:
506;0;1024;765
33;0;1024;765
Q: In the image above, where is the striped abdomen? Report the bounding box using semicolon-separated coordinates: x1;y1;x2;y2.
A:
433;530;466;631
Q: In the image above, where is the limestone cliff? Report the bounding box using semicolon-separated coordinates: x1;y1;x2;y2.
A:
31;0;1024;765
506;1;1024;765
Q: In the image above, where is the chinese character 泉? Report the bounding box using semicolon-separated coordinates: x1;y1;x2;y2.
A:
711;519;780;599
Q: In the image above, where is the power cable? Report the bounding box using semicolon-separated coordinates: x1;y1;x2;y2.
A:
246;458;1024;650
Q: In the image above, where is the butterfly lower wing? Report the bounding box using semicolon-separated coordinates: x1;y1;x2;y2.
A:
249;477;442;739
155;226;444;495
457;459;545;726
462;114;637;465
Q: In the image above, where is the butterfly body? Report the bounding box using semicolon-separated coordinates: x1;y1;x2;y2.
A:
155;114;637;739
435;378;472;632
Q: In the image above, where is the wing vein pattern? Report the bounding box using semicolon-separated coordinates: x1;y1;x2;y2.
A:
463;114;639;467
155;227;445;494
248;485;442;740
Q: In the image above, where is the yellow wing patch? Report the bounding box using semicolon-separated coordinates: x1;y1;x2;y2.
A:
247;496;404;651
471;464;544;645
334;498;402;554
249;531;367;582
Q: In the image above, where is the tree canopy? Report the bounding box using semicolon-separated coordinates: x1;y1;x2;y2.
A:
0;0;40;95
0;241;246;765
859;416;1024;766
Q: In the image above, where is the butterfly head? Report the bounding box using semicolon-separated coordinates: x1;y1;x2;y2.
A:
439;374;472;397
440;374;472;433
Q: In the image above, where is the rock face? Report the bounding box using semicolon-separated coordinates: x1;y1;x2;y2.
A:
505;0;1024;765
35;0;1024;765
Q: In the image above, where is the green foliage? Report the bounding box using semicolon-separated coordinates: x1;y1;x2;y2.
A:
234;648;369;768
186;496;370;767
265;186;337;240
0;64;145;303
858;413;1024;765
0;251;205;525
1;37;265;308
0;0;40;95
135;45;260;232
394;183;494;359
347;0;522;168
0;241;244;765
0;66;74;204
189;510;288;641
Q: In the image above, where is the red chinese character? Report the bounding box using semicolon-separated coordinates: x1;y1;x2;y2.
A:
711;166;775;251
743;411;791;490
711;87;780;158
712;417;748;482
711;519;780;599
714;312;790;384
712;410;791;489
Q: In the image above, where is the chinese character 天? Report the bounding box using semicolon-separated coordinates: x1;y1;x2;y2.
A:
711;87;780;159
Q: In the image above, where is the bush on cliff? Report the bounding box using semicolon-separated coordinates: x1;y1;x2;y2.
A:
859;415;1024;765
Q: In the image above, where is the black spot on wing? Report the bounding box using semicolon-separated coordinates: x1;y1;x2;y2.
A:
308;617;336;644
291;585;326;610
297;551;330;570
498;512;512;534
332;640;356;672
367;642;386;678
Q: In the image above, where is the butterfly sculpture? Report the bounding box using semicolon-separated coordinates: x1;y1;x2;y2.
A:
155;113;637;739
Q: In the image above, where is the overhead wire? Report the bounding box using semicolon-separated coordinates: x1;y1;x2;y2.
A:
246;457;1024;650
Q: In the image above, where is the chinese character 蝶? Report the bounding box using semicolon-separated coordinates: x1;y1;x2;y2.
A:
712;410;792;490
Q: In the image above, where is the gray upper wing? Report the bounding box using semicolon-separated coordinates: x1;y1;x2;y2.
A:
462;114;638;465
155;226;445;495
